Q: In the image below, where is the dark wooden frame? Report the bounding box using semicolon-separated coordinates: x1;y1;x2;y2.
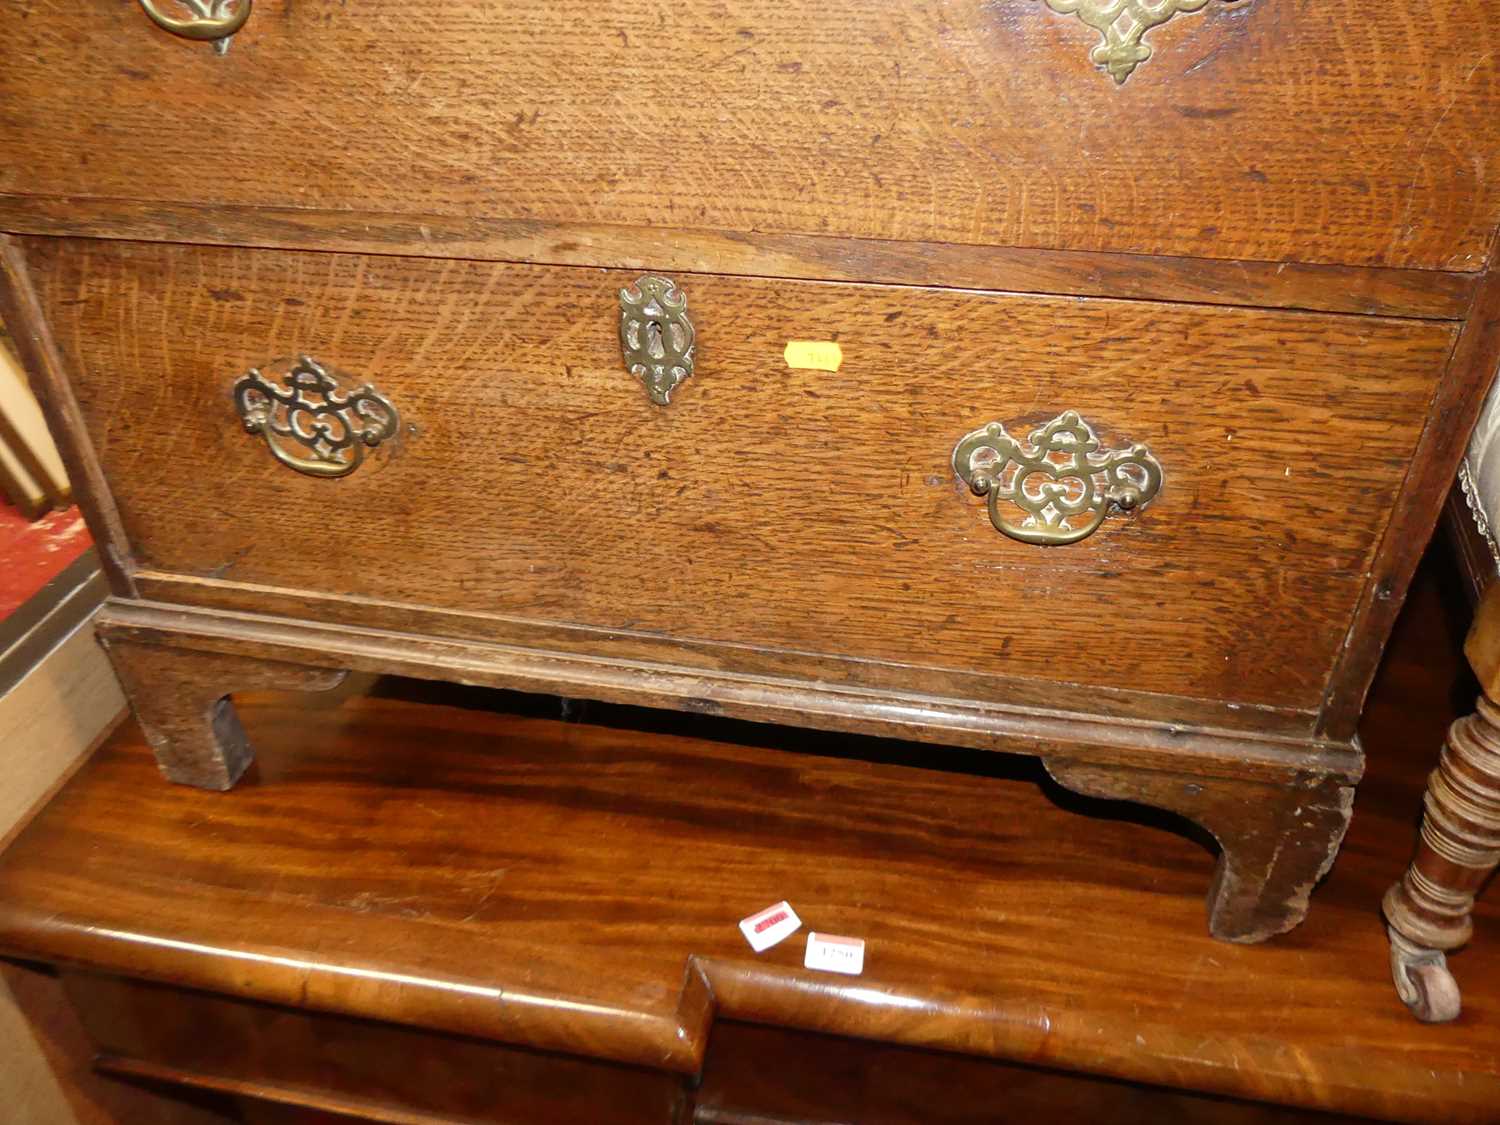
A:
1446;486;1499;605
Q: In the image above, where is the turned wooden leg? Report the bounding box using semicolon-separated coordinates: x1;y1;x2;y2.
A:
1382;694;1500;1022
99;636;347;790
1382;585;1500;1022
1044;757;1355;943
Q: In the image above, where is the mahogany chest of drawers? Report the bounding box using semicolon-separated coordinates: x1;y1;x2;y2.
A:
3;0;1499;942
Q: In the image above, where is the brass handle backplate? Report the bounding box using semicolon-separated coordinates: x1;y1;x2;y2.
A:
233;355;400;479
620;275;695;405
952;410;1161;545
138;0;250;52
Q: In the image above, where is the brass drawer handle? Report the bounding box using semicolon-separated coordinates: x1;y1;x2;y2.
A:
620;275;695;405
952;411;1161;545
233;356;400;479
138;0;250;51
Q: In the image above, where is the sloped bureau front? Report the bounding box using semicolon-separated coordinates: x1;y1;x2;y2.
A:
2;1;1498;270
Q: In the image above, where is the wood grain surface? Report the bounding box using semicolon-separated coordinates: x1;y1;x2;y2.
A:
71;982;1371;1125
0;553;1492;1124
101;637;346;790
24;237;1455;713
0;195;1477;321
696;1022;1370;1125
1045;755;1354;942
1;1;1497;271
120;573;1319;737
68;973;687;1125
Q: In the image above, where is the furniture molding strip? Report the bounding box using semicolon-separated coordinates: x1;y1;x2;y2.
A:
0;198;1474;321
127;570;1320;739
93;598;1363;782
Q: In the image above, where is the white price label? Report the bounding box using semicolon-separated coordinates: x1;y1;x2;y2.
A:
804;932;865;975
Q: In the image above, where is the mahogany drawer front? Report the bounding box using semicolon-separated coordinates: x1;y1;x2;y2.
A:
24;236;1452;717
64;972;687;1125
3;1;1498;273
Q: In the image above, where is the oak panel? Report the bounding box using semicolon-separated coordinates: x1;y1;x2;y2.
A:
25;237;1454;709
1;1;1498;270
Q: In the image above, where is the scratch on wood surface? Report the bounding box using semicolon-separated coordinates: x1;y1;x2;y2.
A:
1392;54;1492;256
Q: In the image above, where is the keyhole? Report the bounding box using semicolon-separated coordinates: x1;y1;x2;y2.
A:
646;320;666;360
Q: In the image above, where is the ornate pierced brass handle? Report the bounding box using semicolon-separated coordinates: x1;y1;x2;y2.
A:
952;411;1161;546
620;275;695;405
233;356;400;479
137;0;250;50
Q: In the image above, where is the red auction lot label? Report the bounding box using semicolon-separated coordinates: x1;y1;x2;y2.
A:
738;901;802;952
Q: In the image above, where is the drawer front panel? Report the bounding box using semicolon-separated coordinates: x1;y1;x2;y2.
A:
66;973;685;1125
26;238;1452;711
2;1;1498;271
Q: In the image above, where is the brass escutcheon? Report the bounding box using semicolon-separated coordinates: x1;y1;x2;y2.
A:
952;410;1161;545
137;0;250;53
1041;0;1235;84
620;275;695;405
233;355;400;479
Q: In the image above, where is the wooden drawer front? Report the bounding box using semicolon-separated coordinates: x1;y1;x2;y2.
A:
3;1;1498;272
27;237;1451;714
64;973;686;1125
697;1022;1359;1125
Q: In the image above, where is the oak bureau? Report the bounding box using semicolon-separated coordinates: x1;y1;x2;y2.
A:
2;0;1498;944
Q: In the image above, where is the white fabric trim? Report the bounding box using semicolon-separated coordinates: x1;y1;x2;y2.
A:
1459;457;1500;563
1463;374;1500;569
